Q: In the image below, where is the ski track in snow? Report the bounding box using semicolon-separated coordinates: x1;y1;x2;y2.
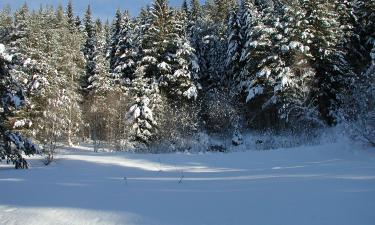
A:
1;141;375;225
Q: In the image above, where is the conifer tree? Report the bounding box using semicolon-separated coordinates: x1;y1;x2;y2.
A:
82;5;99;94
126;0;199;144
108;9;123;72
225;9;242;90
182;0;189;15
0;44;42;168
0;5;12;43
66;0;75;28
24;6;86;147
10;3;30;51
191;0;201;20
113;12;137;83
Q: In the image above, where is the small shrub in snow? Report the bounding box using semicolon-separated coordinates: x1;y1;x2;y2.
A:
202;89;241;133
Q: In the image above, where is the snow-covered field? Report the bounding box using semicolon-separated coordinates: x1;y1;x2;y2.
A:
1;140;375;225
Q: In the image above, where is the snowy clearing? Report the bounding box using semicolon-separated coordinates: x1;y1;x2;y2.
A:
1;141;375;225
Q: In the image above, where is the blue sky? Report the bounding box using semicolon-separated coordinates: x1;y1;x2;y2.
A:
0;0;203;20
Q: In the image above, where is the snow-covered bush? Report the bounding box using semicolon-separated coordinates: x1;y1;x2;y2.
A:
156;98;201;151
342;45;375;147
202;89;242;134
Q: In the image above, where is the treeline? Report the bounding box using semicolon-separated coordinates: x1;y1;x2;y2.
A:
0;0;374;163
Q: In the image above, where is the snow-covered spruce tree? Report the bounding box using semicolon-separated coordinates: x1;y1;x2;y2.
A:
159;10;199;99
186;0;242;134
8;3;30;52
322;1;360;124
182;0;189;15
137;0;199;99
195;0;235;89
108;9;123;72
237;1;283;128
81;5;97;94
350;0;375;72
126;0;199;145
340;0;375;145
187;0;203;75
225;8;242;90
299;0;346;125
9;7;56;148
66;0;76;30
212;0;237;24
344;41;375;146
125;76;161;146
0;5;12;43
103;20;111;54
271;1;321;128
75;15;82;29
232;0;258;95
190;0;201;21
113;12;137;84
0;44;42;169
234;0;345;128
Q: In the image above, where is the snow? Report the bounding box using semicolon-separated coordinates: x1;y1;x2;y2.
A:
126;104;141;123
281;45;290;53
0;44;5;54
13;119;32;129
142;106;154;122
371;43;375;61
289;41;301;49
246;85;264;102
23;58;32;67
256;67;271;78
157;62;170;71
1;139;374;225
0;44;13;62
7;94;23;109
31;80;40;90
183;86;198;100
173;69;188;78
